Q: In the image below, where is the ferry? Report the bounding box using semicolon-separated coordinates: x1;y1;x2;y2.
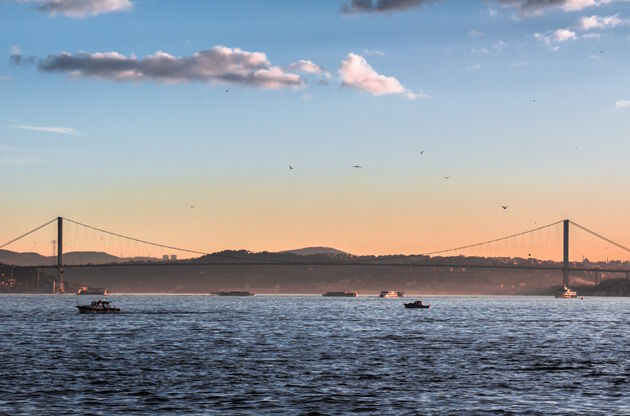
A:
322;292;358;297
76;286;109;296
212;291;255;296
555;285;577;298
379;291;404;298
76;299;120;314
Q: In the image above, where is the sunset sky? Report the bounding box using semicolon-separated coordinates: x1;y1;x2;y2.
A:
1;0;629;260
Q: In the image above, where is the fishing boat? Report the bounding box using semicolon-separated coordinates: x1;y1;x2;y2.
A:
404;300;430;309
76;299;120;314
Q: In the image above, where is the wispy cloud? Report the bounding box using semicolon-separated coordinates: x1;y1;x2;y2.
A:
16;46;305;89
498;0;614;16
341;0;435;14
466;63;481;71
289;59;331;78
0;156;41;166
10;124;79;135
534;29;577;50
468;29;484;38
512;61;529;67
615;99;630;108
577;14;629;30
338;53;425;99
23;0;133;18
363;49;385;56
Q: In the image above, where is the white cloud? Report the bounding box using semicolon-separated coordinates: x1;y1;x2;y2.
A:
488;8;499;16
512;61;529;67
616;99;630;108
493;40;509;52
289;59;331;78
577;14;629;30
11;124;79;135
468;29;484;38
35;46;304;89
338;53;424;99
466;63;481;71
26;0;133;18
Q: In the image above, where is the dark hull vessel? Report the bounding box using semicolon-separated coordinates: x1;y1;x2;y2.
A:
213;291;255;296
322;292;358;297
404;301;430;309
76;300;120;314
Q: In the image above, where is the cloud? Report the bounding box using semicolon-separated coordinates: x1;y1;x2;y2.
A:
289;59;331;78
468;29;484;38
512;61;529;67
363;49;385;56
616;99;630;108
341;0;435;14
11;124;79;135
577;14;629;30
338;53;423;99
497;0;613;15
466;63;482;71
534;29;577;50
30;46;304;89
29;0;133;18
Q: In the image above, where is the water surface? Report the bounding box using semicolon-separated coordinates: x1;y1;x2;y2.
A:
0;295;628;414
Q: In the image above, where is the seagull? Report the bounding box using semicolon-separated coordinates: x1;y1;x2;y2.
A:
226;89;229;93
419;150;424;155
289;165;294;170
443;176;450;180
190;205;195;208
532;99;536;103
501;205;508;210
352;165;362;168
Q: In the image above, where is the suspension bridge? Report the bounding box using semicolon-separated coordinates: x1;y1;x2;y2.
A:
1;217;629;293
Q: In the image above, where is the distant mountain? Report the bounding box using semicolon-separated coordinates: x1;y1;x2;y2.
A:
0;249;51;267
0;249;158;266
279;247;349;256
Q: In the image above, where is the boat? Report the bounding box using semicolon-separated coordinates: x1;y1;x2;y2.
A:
555;285;577;298
76;286;109;296
404;300;430;309
212;291;255;296
379;290;404;298
76;299;120;314
322;292;358;297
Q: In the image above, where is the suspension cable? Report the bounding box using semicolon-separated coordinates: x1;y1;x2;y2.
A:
63;217;211;256
0;218;58;249
421;220;564;256
569;221;630;253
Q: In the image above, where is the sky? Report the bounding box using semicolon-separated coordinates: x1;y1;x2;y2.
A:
1;0;629;260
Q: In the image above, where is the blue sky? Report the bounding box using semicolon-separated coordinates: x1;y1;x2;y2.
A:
1;0;629;257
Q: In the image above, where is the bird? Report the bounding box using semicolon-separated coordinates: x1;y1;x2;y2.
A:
226;89;229;93
352;165;362;168
532;99;536;103
443;176;450;180
190;205;195;208
419;149;424;155
289;165;294;170
501;205;508;210
600;50;604;54
528;253;531;257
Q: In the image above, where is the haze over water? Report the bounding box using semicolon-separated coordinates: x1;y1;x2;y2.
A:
1;295;629;414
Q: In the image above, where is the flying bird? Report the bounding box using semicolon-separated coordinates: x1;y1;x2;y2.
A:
501;205;508;210
419;150;424;155
532;99;536;103
190;205;195;208
289;165;294;170
443;176;450;180
353;165;362;168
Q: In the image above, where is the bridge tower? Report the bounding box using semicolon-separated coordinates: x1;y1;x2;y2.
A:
57;217;63;293
563;219;569;288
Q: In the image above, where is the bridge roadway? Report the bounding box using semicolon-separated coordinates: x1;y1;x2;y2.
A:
29;261;630;274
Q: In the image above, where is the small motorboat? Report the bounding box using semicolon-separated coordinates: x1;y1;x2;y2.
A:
404;300;430;309
76;299;120;314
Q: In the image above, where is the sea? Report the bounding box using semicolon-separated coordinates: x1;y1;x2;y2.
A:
0;295;628;415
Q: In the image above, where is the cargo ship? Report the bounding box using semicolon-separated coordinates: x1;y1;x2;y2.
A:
379;291;404;298
212;291;255;296
322;292;358;297
76;287;109;296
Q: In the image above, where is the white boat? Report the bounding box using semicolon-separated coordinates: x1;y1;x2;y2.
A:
555;285;577;298
379;290;403;298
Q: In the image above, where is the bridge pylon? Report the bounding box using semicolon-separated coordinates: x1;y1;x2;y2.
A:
57;217;63;293
563;219;569;288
